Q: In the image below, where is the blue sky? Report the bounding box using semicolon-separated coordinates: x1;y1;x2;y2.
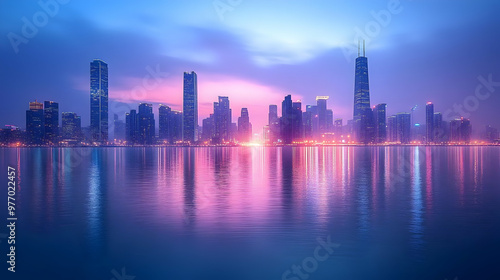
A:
1;0;499;134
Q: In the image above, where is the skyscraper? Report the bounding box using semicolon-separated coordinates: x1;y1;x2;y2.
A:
353;41;373;144
26;100;44;145
43;101;59;144
113;114;126;141
125;109;139;144
213;96;231;144
292;101;303;141
433;112;443;142
202;114;215;143
316;96;329;135
281;95;293;144
387;115;397;142
158;104;171;142
373;103;387;143
61;112;81;141
426;102;434;143
90;59;108;143
138;103;155;144
268;105;279;143
306;105;319;139
396;113;411;144
169;111;183;143
238;108;252;142
182;71;198;143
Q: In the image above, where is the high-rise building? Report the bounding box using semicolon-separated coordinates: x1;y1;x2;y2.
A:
43;101;59;144
433;112;443;142
90;59;108;143
316;96;329;135
373;104;387;143
238;108;252;142
61;112;82;141
201;114;214;143
158;104;171;142
125;109;139;144
292;101;303;141
396;113;411;144
426;102;434;143
138;103;155;145
387;115;397;142
182;71;198;143
460;118;472;143
113;114;126;141
303;111;313;140
158;105;182;144
213;96;232;144
353;41;373;144
170;111;183;143
306;105;320;139
268;105;279;144
281;95;293;144
334;118;343;136
26;100;44;145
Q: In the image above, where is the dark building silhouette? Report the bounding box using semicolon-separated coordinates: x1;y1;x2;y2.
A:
396;113;411;144
26;101;44;145
292;101;302;141
0;125;23;145
213;96;232;144
433;112;444;142
125;109;139;144
387;115;397;142
306;105;319;139
426;102;434;143
113;114;126;141
268;105;280;143
182;71;198;143
159;104;171;142
138;103;155;144
238;108;252;142
373;103;387;143
450;118;472;143
90;59;108;143
43;101;59;144
353;41;374;144
201;114;215;143
302;111;313;140
158;105;183;144
61;112;81;141
316;96;329;135
280;95;293;144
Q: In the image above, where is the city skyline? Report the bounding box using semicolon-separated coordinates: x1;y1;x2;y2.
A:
1;1;500;134
9;57;498;145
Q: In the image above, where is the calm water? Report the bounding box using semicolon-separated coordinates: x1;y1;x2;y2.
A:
1;146;500;280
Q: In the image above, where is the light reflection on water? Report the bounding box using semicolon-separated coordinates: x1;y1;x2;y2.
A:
0;146;499;280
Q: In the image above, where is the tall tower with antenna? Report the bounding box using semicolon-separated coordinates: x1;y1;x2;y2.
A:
353;40;373;143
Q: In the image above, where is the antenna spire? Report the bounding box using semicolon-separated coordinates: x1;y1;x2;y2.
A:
357;40;360;57
363;40;366;57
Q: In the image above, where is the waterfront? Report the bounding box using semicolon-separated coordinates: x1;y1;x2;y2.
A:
1;146;499;279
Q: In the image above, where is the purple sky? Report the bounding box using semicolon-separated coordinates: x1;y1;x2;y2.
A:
1;0;499;136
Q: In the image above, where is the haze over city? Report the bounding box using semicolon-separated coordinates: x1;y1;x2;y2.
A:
1;0;500;136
